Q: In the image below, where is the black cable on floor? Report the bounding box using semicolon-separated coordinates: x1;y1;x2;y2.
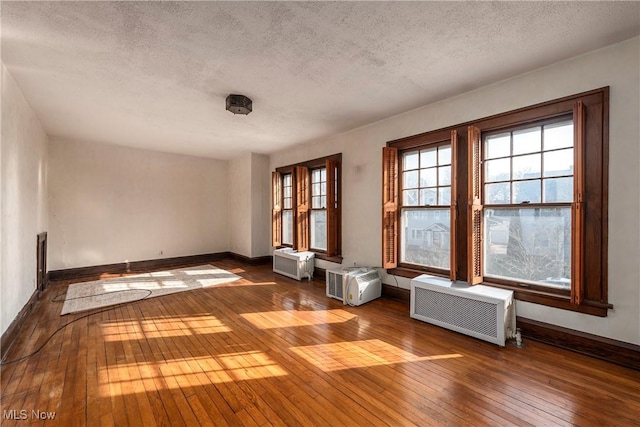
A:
0;289;153;366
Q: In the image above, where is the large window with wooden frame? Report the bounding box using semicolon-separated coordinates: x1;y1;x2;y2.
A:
383;88;609;316
482;118;574;291
391;133;458;278
272;154;342;261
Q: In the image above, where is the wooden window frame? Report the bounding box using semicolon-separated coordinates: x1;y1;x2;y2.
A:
274;154;342;263
384;88;609;316
392;135;458;279
310;166;328;251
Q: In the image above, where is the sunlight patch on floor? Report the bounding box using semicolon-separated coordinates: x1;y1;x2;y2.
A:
240;309;357;329
290;339;463;372
99;351;287;396
101;315;232;341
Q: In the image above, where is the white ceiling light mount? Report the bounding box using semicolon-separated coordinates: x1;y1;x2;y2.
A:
226;94;252;115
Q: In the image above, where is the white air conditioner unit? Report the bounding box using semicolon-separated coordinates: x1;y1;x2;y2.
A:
273;248;314;281
326;267;381;306
410;275;516;346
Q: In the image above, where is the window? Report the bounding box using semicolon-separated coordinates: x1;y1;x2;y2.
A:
282;173;294;245
483;119;574;290
400;143;454;271
310;168;327;250
384;88;609;316
272;154;341;261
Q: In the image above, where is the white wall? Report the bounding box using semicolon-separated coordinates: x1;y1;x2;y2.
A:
228;152;272;258
269;37;640;345
48;139;229;270
250;153;271;258
1;65;49;336
228;153;252;257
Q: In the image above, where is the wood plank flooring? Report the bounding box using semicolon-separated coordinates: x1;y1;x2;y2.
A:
2;260;639;426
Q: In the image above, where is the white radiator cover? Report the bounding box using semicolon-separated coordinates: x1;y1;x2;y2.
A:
410;275;515;346
273;248;314;281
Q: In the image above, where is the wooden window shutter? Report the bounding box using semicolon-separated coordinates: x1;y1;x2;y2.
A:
295;166;310;251
467;126;483;284
326;159;340;257
382;147;399;269
449;130;459;281
271;171;282;247
571;101;586;305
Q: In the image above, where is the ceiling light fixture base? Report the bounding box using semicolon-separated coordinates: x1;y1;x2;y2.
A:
226;94;252;115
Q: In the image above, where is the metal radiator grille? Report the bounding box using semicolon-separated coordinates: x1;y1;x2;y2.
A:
327;272;343;299
414;287;498;339
274;256;298;278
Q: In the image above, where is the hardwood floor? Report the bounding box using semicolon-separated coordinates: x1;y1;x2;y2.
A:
2;260;639;426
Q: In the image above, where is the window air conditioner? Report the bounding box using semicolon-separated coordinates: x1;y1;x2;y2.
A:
326;267;382;306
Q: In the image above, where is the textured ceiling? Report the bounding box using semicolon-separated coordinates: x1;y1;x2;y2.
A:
2;1;639;159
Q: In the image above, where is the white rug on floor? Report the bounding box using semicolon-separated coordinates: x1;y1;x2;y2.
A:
60;264;241;315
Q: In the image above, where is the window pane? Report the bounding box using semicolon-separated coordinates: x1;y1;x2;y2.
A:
420;168;437;187
513;127;541;155
312;183;321;196
438;146;451;165
310;210;327;250
404;151;419;170
544;121;573;150
485;182;510;204
543;148;573;177
544;177;573;203
513;180;541;203
284;186;291;199
320;182;326;195
312;169;321;182
320;169;326;182
419;188;437;206
438;187;451;205
404;189;418;206
513;153;541;179
485;134;510;159
484;207;571;288
485;158;510;182
438;166;451;186
401;209;450;269
403;170;419;189
284;198;292;209
420;149;437;168
282;211;293;245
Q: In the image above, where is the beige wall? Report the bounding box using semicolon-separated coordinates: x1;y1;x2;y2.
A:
228;152;271;258
269;37;640;345
48;139;229;270
1;65;49;336
228;153;252;257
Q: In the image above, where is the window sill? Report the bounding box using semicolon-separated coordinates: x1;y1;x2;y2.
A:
313;253;343;264
487;281;611;317
385;267;611;317
387;266;449;280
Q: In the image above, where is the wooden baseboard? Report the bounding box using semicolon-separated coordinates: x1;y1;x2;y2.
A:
382;283;411;303
517;317;640;371
48;252;235;281
1;289;40;360
228;253;272;266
